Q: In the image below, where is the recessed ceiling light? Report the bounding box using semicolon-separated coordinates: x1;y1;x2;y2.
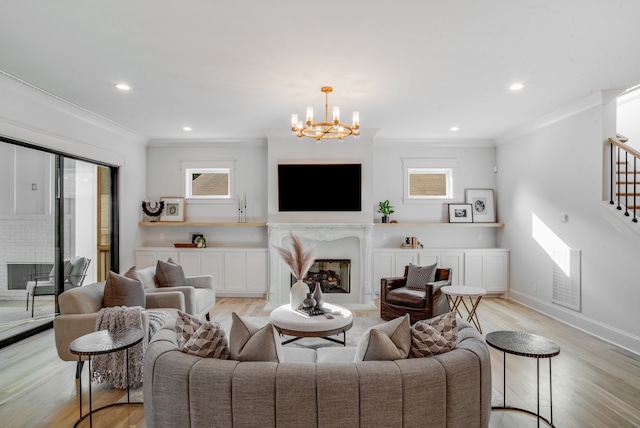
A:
450;126;460;132
115;83;131;91
183;126;192;131
509;83;524;91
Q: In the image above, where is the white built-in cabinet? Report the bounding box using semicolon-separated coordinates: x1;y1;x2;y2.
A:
134;248;268;296
373;248;508;294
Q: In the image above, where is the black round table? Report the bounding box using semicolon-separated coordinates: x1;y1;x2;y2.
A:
69;327;144;428
486;330;560;427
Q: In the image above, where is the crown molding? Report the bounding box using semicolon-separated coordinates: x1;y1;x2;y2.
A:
147;138;267;148
373;138;495;148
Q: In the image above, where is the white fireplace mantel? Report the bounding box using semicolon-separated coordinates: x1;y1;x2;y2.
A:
265;223;375;310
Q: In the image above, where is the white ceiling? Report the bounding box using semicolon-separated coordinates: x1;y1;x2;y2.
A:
2;1;640;143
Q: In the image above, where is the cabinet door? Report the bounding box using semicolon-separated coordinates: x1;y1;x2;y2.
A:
417;251;440;266
135;252;157;270
201;252;224;292
464;251;485;288
485;251;509;292
440;251;464;286
224;252;246;292
178;252;201;276
246;251;268;293
395;252;417;276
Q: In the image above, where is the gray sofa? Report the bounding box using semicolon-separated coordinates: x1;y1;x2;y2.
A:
144;318;491;428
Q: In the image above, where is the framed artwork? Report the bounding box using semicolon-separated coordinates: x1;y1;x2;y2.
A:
160;197;185;222
465;189;496;223
448;203;473;223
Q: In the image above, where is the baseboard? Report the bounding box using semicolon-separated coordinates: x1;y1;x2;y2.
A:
507;290;640;356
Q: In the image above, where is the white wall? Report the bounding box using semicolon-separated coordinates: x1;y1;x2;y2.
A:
0;72;148;273
496;93;640;354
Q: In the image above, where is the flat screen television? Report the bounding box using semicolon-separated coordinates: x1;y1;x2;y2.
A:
278;163;362;211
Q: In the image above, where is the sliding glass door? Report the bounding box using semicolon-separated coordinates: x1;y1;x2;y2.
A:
0;138;118;347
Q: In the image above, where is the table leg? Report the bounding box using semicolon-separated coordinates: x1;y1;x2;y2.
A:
549;358;553;425
77;355;82;420
537;357;540;427
88;355;93;428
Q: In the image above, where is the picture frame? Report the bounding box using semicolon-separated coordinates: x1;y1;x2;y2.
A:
448;203;473;223
465;189;496;223
160;197;185;222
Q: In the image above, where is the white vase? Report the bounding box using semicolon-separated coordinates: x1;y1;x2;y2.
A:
290;279;310;310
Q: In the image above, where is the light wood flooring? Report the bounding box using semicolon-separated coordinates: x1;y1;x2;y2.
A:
1;297;639;427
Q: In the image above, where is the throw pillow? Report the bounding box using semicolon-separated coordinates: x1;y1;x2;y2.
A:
354;313;411;362
155;258;187;287
406;262;437;290
103;270;146;308
175;310;230;359
409;312;458;358
229;312;283;362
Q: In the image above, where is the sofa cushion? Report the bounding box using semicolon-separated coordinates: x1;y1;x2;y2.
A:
156;258;187;288
229;312;283;362
354;314;411;362
385;287;427;308
103;270;146;308
135;266;157;289
175;310;230;359
406;262;437;290
410;312;458;357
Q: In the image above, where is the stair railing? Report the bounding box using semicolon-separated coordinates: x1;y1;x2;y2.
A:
609;135;640;222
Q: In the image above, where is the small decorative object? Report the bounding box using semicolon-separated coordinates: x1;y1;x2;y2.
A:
160;197;185;222
378;200;394;223
448;203;474;223
237;194;247;223
465;189;496;223
303;292;316;308
274;233;316;310
141;201;164;222
194;236;206;248
312;281;324;308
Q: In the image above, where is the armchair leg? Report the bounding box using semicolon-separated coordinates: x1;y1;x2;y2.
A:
75;361;84;379
31;295;35;317
26;293;29;312
205;312;211;321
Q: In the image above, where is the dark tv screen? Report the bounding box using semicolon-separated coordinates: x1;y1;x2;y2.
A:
278;164;362;211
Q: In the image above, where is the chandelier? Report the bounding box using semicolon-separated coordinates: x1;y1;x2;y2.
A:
291;86;360;141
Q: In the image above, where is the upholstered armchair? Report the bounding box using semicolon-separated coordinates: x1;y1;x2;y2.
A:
380;264;452;324
25;256;91;317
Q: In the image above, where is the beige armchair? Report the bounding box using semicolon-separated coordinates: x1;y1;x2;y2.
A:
134;265;216;320
53;280;185;378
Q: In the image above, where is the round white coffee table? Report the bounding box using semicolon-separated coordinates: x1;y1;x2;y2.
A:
269;303;353;346
441;285;486;333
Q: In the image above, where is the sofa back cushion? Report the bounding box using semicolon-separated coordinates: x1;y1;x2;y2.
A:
103;270;146;308
134;266;157;289
156;258;187;288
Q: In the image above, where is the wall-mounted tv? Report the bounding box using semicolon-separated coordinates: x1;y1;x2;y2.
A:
278;163;362;211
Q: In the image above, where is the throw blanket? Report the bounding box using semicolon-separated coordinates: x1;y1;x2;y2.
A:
92;306;170;389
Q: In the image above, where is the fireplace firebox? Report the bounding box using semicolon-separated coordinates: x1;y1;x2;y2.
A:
291;259;351;294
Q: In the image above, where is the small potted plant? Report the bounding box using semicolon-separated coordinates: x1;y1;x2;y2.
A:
378;200;394;223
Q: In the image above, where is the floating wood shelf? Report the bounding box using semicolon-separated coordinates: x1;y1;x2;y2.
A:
374;222;505;228
138;221;267;227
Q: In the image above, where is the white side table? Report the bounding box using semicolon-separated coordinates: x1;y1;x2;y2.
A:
269;303;353;346
441;285;486;333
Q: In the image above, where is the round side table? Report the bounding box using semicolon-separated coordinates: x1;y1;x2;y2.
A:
69;327;144;428
486;330;560;427
269;303;353;346
441;285;486;332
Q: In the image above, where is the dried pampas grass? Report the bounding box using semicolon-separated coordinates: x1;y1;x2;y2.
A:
274;234;316;280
